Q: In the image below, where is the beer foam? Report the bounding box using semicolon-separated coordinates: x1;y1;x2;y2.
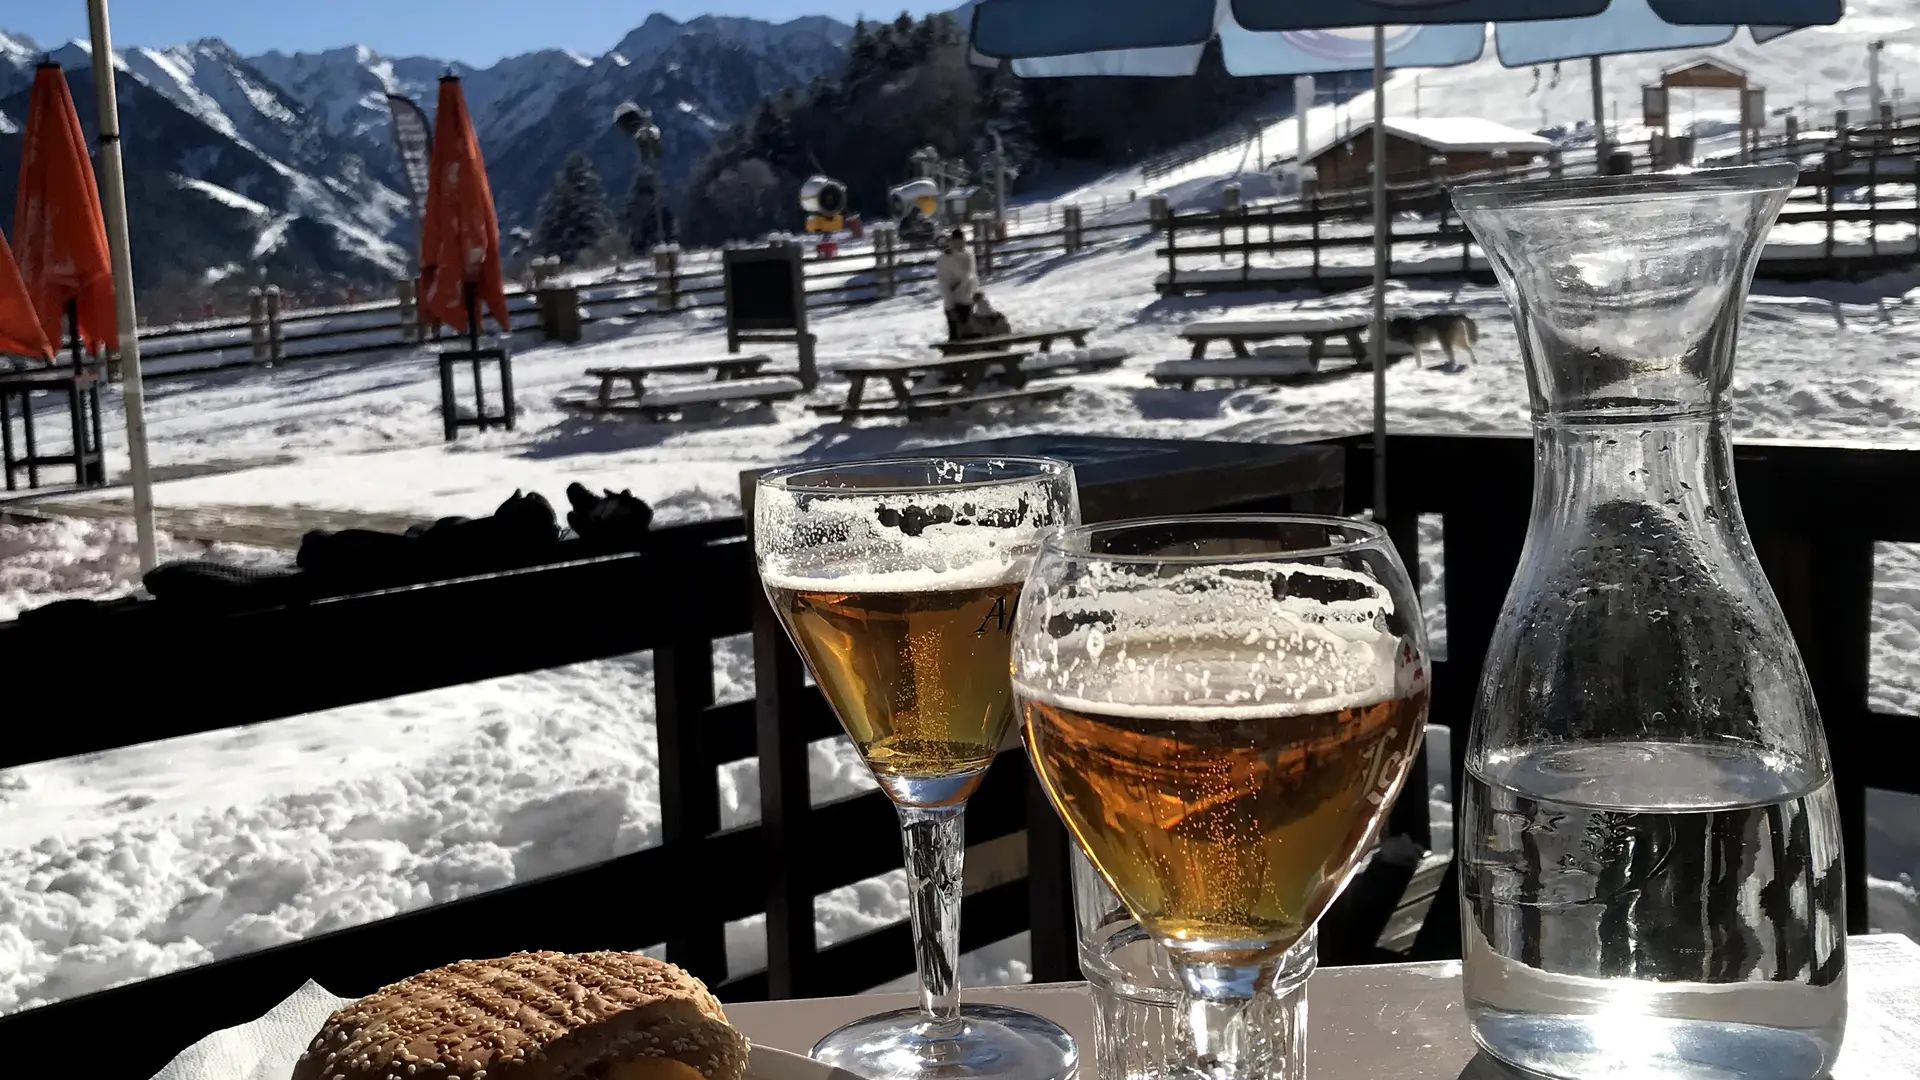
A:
756;476;1064;593
1013;561;1422;719
760;558;1030;595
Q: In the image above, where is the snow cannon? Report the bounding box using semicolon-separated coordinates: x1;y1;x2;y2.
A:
889;178;940;245
800;175;848;233
890;178;939;220
613;101;662;161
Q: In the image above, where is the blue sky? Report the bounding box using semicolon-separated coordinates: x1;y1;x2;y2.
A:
9;2;954;66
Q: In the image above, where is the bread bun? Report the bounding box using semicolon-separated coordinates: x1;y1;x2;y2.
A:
291;951;749;1080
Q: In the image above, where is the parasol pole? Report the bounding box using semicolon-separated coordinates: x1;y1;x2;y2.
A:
86;0;157;571
1590;55;1608;165
1370;24;1389;524
1295;75;1313;171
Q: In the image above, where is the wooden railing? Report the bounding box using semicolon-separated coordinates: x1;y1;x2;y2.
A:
1155;152;1920;295
0;434;1357;1076
116;214;1147;381
0;518;1034;1076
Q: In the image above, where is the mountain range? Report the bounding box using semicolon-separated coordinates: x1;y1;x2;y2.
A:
0;14;852;303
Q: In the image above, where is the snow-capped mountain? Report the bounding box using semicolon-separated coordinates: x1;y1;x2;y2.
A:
248;13;851;228
0;14;851;298
1;34;412;293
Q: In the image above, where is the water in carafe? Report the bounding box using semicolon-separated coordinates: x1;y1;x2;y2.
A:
1451;165;1846;1080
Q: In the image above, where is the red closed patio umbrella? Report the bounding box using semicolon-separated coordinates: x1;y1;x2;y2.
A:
0;227;53;361
418;74;509;344
13;61;116;361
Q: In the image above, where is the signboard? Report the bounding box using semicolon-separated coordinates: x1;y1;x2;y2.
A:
1744;88;1767;129
1643;86;1669;131
723;245;808;352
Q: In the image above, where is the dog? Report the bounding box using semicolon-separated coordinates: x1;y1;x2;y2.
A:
1386;313;1479;370
955;291;1012;340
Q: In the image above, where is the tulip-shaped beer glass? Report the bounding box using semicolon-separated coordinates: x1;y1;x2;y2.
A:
1012;515;1430;1080
755;456;1081;1080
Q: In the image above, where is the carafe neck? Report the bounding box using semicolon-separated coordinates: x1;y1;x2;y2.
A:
1531;412;1745;550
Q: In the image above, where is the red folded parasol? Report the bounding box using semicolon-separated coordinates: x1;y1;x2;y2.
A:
12;62;116;356
0;226;52;360
418;74;508;336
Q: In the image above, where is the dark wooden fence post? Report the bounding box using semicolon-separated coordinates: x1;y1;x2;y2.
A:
264;286;284;363
653;246;681;313
395;279;418;343
248;288;267;362
1867;151;1879;259
1823;152;1840;274
753;585;818;998
1025;774;1080;983
1304;167;1321;288
872;222;898;297
1164;205;1178;293
656;640;727;983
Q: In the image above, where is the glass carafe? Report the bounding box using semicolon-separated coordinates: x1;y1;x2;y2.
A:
1450;164;1846;1080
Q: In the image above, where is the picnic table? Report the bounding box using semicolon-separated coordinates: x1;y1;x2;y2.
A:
729;934;1920;1080
931;325;1095;356
566;355;802;418
1180;313;1375;362
816;352;1068;421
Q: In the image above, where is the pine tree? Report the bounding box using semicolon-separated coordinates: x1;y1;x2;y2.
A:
536;153;615;266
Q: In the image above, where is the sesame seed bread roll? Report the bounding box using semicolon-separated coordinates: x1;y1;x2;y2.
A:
291;951;750;1080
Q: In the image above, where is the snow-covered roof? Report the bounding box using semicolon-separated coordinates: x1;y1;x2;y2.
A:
1314;116;1553;158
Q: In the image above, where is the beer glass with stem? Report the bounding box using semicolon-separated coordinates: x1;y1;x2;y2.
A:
1010;515;1430;1080
754;456;1081;1080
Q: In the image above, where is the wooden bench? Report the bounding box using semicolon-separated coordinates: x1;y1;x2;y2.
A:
1180;314;1373;361
1150;349;1407;390
1021;345;1131;378
930;326;1094;356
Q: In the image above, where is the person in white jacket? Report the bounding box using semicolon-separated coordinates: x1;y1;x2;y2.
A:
934;227;978;341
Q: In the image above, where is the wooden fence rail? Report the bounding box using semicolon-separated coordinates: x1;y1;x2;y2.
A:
119;214;1148;381
1157;154;1920;295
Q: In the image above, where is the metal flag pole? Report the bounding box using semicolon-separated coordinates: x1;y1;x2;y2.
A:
86;0;157;571
1370;24;1389;524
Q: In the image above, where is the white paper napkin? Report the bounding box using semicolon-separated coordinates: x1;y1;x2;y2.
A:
149;980;354;1080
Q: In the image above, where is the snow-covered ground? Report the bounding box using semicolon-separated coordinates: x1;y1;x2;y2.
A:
3;0;1919;1018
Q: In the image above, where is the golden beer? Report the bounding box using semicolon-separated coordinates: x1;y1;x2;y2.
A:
769;576;1023;806
1021;665;1428;963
